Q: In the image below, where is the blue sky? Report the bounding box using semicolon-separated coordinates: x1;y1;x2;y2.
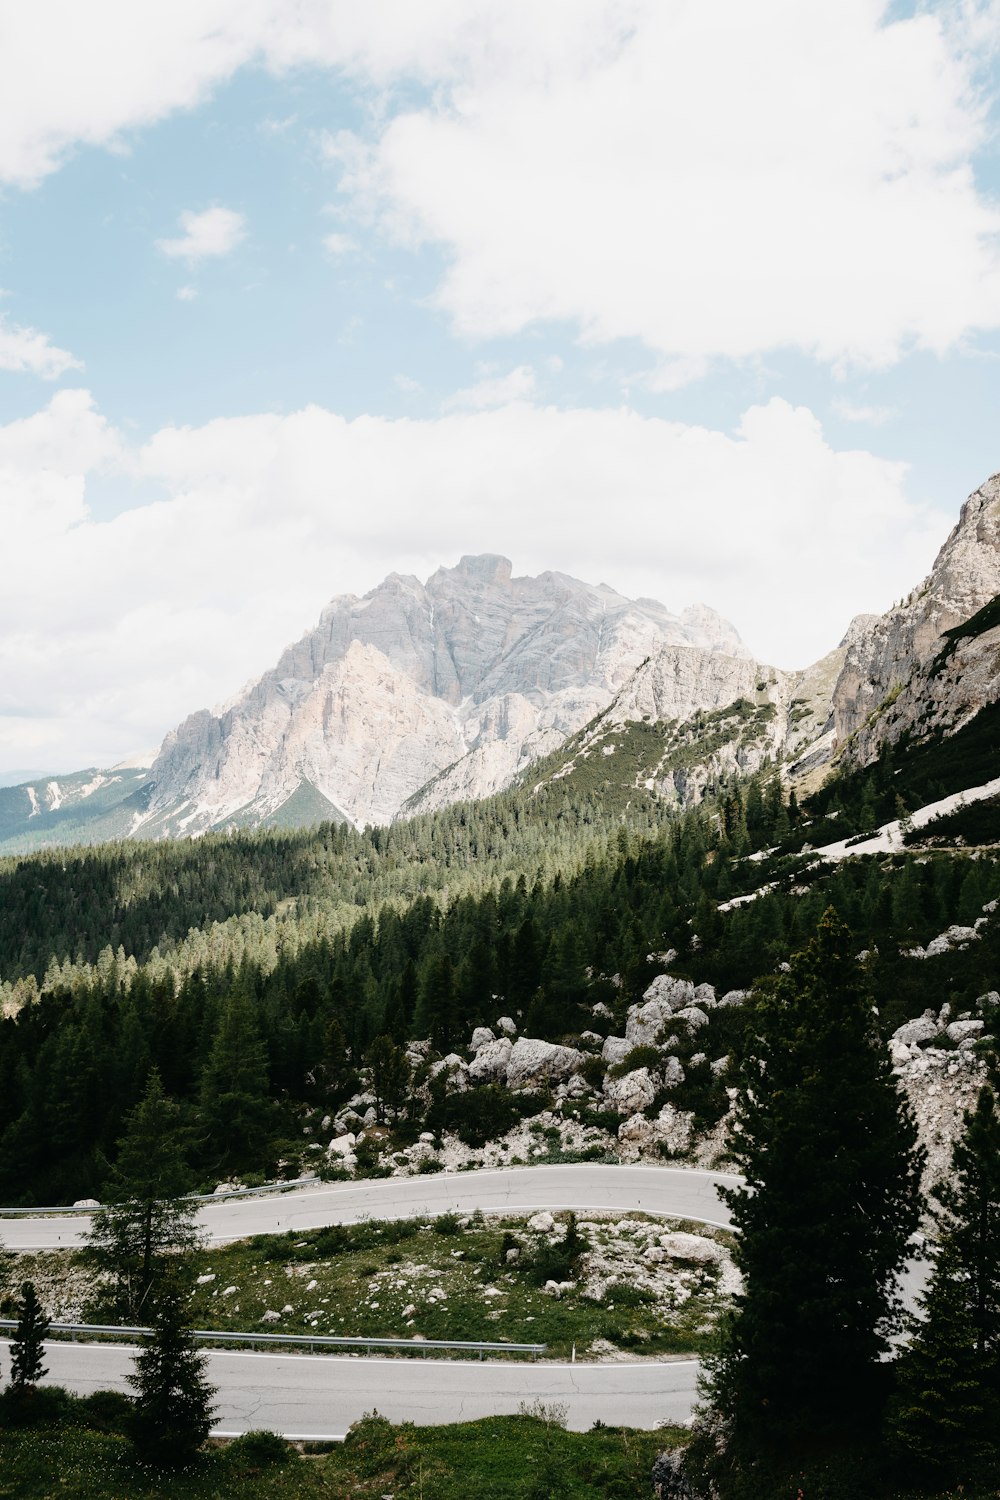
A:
2;1;1000;773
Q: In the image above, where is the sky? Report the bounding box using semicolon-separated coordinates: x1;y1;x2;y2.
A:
2;0;1000;777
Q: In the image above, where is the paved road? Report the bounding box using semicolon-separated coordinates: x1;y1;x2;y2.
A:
2;1163;739;1250
0;1164;729;1436
3;1338;699;1436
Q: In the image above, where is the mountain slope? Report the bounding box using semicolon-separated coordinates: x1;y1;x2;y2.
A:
133;555;748;835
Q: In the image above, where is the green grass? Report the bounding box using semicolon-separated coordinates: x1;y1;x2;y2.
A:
0;1406;684;1499
27;1213;731;1362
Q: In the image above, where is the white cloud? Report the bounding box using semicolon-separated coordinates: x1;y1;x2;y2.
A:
322;231;359;257
325;1;1000;373
158;206;246;262
444;364;537;410
0;387;952;774
3;5;999;375
176;285;198;302
0;314;81;378
833;398;895;426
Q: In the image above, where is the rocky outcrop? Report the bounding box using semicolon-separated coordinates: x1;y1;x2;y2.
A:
505;1036;585;1090
834;471;1000;765
136;555;750;835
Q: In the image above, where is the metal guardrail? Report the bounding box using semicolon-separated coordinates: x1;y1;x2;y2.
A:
0;1175;323;1216
0;1319;546;1361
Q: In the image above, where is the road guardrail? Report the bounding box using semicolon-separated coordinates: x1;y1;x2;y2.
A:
0;1319;546;1360
0;1174;325;1216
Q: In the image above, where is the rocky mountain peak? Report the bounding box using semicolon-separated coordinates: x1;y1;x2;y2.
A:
834;471;1000;763
136;556;749;835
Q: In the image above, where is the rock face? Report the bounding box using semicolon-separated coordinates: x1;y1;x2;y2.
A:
135;555;749;835
834;471;1000;765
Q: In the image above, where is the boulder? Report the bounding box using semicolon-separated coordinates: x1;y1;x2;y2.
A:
892;1015;938;1047
661;1056;685;1089
659;1231;721;1265
260;1310;281;1323
469;1027;495;1052
505;1036;585;1090
496;1015;517;1036
604;1067;656;1114
429;1054;469;1091
642;974;697;1011
672;1006;710;1032
591;1001;613;1019
652;1449;697;1499
528;1210;556;1233
718;989;748;1008
468;1036;513;1083
651;1103;694;1155
578;1030;603;1048
327;1132;357;1157
947;1019;984;1043
73;1198;101;1209
601;1035;632;1066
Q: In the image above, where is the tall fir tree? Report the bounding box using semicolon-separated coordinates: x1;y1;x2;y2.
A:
693;909;923;1485
127;1274;216;1468
199;987;274;1164
886;1081;1000;1488
9;1280;49;1390
87;1070;200;1318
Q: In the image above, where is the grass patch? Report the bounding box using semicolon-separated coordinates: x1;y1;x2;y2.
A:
29;1213;733;1362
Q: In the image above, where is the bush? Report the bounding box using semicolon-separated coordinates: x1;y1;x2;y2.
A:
527;1213;589;1286
74;1389;134;1434
226;1428;294;1472
0;1383;75;1428
433;1212;462;1236
609;1044;663;1079
426;1084;521;1147
417;1156;444;1174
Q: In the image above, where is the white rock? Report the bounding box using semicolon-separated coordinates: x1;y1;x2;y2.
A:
282;1304;294;1314
505;1036;585;1090
947;1019;984;1042
603;1067;656;1114
673;1006;710;1031
659;1232;721;1264
601;1035;631;1066
495;1015;517;1036
327;1132;356;1157
222;1285;238;1297
527;1211;556;1233
892;1015;939;1047
469;1027;495;1052
72;1198;101;1209
468;1036;513;1083
402;1303;416;1318
196;1274;216;1286
260;1310;281;1323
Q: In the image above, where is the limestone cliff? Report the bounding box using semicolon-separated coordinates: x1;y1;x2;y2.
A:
833;472;1000;766
137;556;749;833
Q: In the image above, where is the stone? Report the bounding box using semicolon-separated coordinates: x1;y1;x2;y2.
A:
327;1132;356;1157
892;1015;939;1047
282;1304;294;1314
505;1247;521;1264
528;1211;556;1233
261;1310;281;1323
196;1273;216;1286
72;1198;101;1209
661;1056;685;1089
469;1027;495;1052
659;1232;721;1264
402;1304;416;1318
505;1036;585;1090
603;1067;656;1114
652;1449;697;1499
495;1015;517;1036
578;1030;603;1047
468;1036;513;1083
601;1035;632;1066
222;1285;238;1297
672;1006;710;1032
947;1019;984;1043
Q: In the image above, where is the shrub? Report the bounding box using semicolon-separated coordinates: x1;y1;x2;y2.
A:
226;1428;294;1472
433;1212;462;1236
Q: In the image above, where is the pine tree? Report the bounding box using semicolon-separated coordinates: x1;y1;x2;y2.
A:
9;1280;49;1389
199;988;274;1163
364;1034;411;1122
697;909;924;1475
127;1274;216;1468
87;1070;201;1318
886;1082;1000;1487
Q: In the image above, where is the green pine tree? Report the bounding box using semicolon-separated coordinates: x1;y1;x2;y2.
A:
199;988;274;1165
86;1070;200;1318
9;1280;49;1390
886;1082;1000;1488
694;909;923;1480
127;1274;216;1468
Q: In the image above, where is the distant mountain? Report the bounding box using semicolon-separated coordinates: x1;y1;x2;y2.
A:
3;472;1000;857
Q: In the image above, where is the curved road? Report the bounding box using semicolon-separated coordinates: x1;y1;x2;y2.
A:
1;1165;733;1435
2;1163;738;1250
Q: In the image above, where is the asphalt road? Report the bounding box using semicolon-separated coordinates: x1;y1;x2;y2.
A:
0;1164;730;1436
2;1162;739;1250
2;1338;700;1436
